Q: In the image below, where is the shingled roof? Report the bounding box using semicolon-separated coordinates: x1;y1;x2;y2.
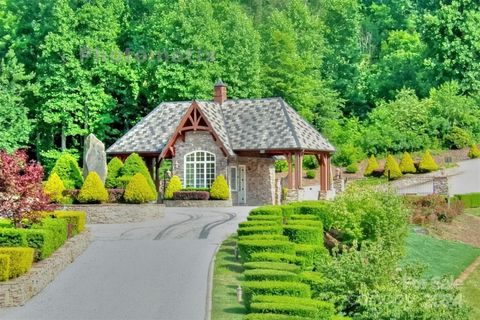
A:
106;98;335;155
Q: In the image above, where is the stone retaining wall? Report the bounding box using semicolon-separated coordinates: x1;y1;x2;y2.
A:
0;230;91;308
164;199;232;207
62;204;165;224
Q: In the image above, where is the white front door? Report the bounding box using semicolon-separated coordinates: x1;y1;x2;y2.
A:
238;165;247;204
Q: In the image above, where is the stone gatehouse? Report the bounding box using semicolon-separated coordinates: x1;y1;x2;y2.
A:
107;81;334;206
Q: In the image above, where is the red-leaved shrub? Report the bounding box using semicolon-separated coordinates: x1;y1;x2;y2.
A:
173;191;210;200
405;194;463;224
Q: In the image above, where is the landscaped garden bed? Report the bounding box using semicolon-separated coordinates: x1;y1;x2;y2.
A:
212;185;474;320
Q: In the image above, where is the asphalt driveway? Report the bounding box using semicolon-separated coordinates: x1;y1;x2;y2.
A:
1;207;252;320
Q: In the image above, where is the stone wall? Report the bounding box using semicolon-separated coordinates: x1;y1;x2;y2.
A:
0;230;91;307
172;131;228;185
229;157;275;206
63;204;164;224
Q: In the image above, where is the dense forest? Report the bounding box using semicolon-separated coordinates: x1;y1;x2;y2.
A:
1;0;480;171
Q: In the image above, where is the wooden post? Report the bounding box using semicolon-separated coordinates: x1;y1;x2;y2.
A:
320;153;328;192
287;153;293;189
295;152;303;189
155;157;161;192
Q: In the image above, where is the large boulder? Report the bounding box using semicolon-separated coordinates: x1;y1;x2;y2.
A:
83;133;107;183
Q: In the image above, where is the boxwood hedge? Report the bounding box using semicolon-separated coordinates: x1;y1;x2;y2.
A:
252;295;335;319
243;261;301;273
0;228;27;247
243;314;308;320
249;206;283;216
250;252;305;267
295;244;329;270
283;225;324;245
244;269;299;282
0;247;34;279
247;215;283;223
238;226;283;237
25;229;55;261
0;254;9;281
239;221;280;229
290;214;319;221
242;281;311;310
238;240;295;262
239;235;289;242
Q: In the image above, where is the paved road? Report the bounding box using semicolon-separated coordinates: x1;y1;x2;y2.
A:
1;207;252;320
448;158;480;195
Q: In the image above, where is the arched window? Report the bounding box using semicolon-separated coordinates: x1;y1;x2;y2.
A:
184;151;216;188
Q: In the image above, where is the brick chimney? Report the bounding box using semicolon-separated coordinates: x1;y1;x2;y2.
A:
214;79;227;104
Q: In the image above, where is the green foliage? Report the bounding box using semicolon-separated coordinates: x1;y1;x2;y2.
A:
0;228;27;247
244;269;299;282
0;254;9;281
444;126;472;149
44;173;66;203
105;157;124;188
383;155;402;179
238;226;283;237
210;175;230;200
243;313;308;320
247;215;284;224
237;240;295;262
51;153;84;189
283;225;324;245
250;252;305;267
121;154;157;196
399;152;416;174
164;175;182;200
454;193;480;208
363;155;379;177
244;261;301;274
124;173;156;204
0;247;34;279
241;281;311;311
418;150;439;172
239;221;280;229
275;160;288;173
78;172;108;204
251;296;334;319
48;211;86;235
24;229;55;260
294;244;330;270
305;170;315;179
250;206;283;216
345;163;358;174
33;218;68;251
468;144;480;159
239;234;289;242
302;156;318;170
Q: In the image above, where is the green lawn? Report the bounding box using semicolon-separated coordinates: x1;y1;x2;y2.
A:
461;265;480;320
465;207;480;217
211;235;246;320
403;233;480;278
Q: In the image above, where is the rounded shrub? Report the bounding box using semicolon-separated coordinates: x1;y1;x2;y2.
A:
250;252;305;266
243;261;301;273
244;269;299;282
0;254;10;281
78;172;108;203
44;172;66;203
0;247;34;279
105;157;124;188
238;226;283;237
210;175;230;200
124;173;156;204
275;160;288;173
241;281;311;311
164;175;182;200
0;229;27;247
346;163;358;173
383;155;402;179
419;150;439;172
120;153;157;196
364;155;379;177
283;225;324;245
303;155;319;170
468;144;480;159
51;152;84;189
237;240;295;262
305;170;316;179
399;152;416;174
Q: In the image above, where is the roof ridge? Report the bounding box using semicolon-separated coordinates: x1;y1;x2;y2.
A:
279;98;302;149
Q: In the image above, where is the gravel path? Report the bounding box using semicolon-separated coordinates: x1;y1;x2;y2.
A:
1;207;252;320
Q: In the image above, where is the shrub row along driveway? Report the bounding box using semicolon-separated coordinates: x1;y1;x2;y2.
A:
1;207;252;320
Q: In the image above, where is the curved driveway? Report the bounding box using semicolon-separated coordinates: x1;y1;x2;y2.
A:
1;207;252;320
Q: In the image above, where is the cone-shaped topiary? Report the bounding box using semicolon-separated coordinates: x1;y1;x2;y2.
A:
51;153;83;189
364;155;379;176
124;173;156;204
419;150;439;172
120;153;157;196
468;144;480;159
78;172;108;203
210;175;230;200
383;155;402;179
105;157;124;188
164;175;182;200
44;173;65;203
399;152;416;174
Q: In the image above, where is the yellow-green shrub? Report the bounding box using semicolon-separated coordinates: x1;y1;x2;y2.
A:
78;172;108;203
124;173;157;203
51;153;84;189
49;211;86;234
44;173;66;203
0;254;9;281
0;247;34;278
468;144;480;159
105;157;124;188
419;150;439;172
120;153;157;196
383;155;402;179
164;175;182;200
210;175;230;200
364;155;379;176
399;152;416;174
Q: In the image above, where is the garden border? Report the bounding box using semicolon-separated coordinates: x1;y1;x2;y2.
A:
0;229;91;308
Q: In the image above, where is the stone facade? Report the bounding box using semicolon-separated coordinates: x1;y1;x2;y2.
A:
173;131;228;185
64;204;164;224
0;230;91;307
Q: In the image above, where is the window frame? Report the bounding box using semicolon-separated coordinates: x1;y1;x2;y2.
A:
229;166;238;191
184;151;216;188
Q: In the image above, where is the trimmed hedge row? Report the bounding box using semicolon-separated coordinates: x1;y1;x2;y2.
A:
242;281;311;310
238;226;283;237
250;206;283;216
0;254;9;281
247;215;283;223
454;193;480;208
244;261;301;274
283;225;323;245
299;271;324;298
46;211;86;235
290;214;319;221
243;314;309;320
239;234;289;242
238;240;295;262
252;295;335;320
239;221;281;229
295;244;329;270
0;247;34;279
250;252;305;267
244;269;299;282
